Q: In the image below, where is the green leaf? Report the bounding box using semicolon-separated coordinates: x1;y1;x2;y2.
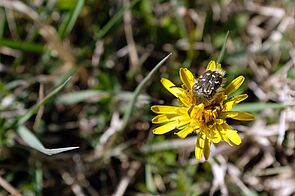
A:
145;164;156;193
56;90;110;104
233;102;295;112
96;0;140;39
18;77;71;125
0;8;5;39
120;53;172;132
17;126;79;155
58;0;85;39
0;38;44;53
56;90;151;105
56;0;77;10
217;31;230;64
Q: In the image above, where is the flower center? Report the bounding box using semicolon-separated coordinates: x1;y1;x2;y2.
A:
203;105;221;125
190;103;223;128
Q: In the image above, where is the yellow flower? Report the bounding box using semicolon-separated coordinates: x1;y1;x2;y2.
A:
151;60;254;160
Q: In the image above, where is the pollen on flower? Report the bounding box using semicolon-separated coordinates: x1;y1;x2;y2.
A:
151;60;254;160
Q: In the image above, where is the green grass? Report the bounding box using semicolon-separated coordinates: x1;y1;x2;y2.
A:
1;0;295;195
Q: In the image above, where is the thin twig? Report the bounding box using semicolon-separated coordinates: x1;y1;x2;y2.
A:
123;0;139;71
0;175;22;196
141;137;196;153
112;161;141;196
61;171;86;196
91;40;104;67
94;112;123;157
33;83;45;131
5;8;19;39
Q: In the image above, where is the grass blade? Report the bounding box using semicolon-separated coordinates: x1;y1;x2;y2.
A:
18;77;71;125
57;90;110;104
145;164;157;193
233;102;295;112
96;0;140;39
0;8;5;38
58;0;85;39
17;126;79;155
120;53;172;132
217;31;229;64
0;38;44;53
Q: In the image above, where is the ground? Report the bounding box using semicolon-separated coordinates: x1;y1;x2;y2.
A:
0;0;295;195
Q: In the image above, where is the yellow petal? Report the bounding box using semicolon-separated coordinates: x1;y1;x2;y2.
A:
212;125;221;143
216;124;232;146
222;123;242;145
195;132;205;160
229;94;248;104
179;68;195;90
177;93;192;107
212;134;221;143
151;114;180;124
176;116;191;128
195;145;203;160
216;63;222;70
225;76;245;96
223;94;249;112
223;100;235;111
175;126;194;139
152;121;178;135
215;119;225;125
206;60;222;71
227;130;241;145
190;103;204;118
151;105;184;114
213;91;227;104
161;78;184;98
203;138;211;160
203;127;211;138
223;111;255;121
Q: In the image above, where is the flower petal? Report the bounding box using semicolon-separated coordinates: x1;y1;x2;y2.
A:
151;105;186;114
223;111;255;121
225;76;245;96
229;94;248;104
176;116;191;128
212;125;222;143
152;114;180;124
175;126;194;138
203;138;211;160
161;78;184;98
223;100;235;111
223;94;249;112
190;103;204;117
222;123;241;145
177;93;192;107
179;68;195;90
206;60;222;71
152;121;178;135
195;131;206;160
216;124;232;146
